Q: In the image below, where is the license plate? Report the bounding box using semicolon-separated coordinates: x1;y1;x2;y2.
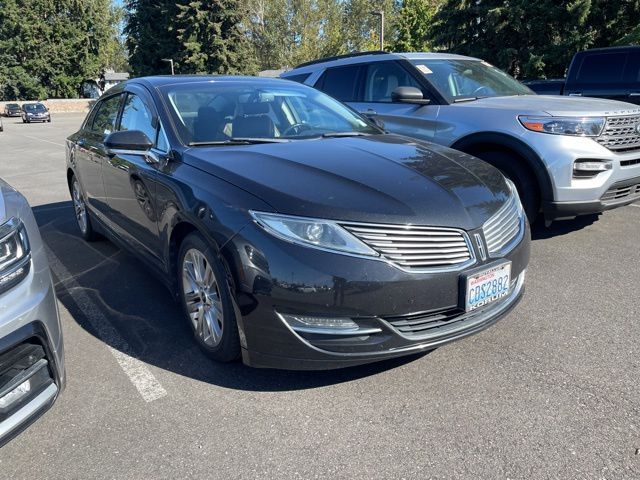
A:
465;262;511;312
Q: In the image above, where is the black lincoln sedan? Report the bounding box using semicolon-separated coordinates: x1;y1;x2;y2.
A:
65;76;530;370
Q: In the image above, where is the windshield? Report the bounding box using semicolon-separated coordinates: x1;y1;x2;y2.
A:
25;104;46;112
160;81;379;145
7;104;19;108
410;59;533;101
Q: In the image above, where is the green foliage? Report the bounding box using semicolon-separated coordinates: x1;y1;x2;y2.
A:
429;0;640;79
0;0;123;100
246;0;397;70
175;0;256;74
126;0;256;76
392;0;439;52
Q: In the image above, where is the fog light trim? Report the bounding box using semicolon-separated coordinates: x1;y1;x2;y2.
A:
278;313;382;336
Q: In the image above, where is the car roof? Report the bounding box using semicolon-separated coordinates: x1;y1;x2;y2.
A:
284;51;480;75
575;45;640;55
128;75;299;90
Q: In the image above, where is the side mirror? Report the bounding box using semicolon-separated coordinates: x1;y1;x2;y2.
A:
105;130;153;152
391;86;431;105
104;130;159;164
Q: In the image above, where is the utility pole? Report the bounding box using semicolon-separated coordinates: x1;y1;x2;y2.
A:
162;58;175;75
370;10;385;51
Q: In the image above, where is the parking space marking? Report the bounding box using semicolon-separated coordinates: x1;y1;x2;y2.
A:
44;245;168;403
631;204;640;208
19;134;65;148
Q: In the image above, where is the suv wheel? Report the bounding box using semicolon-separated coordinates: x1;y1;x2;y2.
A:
71;176;97;241
474;150;540;222
178;232;240;362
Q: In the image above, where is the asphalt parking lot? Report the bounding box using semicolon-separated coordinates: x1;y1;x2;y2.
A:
0;113;639;479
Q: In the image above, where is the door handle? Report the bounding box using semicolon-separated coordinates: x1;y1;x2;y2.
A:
568;92;582;97
363;109;378;116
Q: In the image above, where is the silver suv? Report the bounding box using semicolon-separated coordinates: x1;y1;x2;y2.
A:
0;179;65;446
282;52;640;223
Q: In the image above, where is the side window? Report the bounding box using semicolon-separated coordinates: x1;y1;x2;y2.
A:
156;125;169;152
577;53;628;84
119;93;157;144
285;73;311;84
364;62;423;102
316;65;362;101
90;95;122;135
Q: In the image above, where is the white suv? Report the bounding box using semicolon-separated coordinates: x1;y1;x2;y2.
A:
282;51;640;223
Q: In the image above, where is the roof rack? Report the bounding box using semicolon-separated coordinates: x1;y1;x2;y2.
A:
294;51;389;69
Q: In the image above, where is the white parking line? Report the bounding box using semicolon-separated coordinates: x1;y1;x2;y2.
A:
19;134;65;148
44;245;168;403
631;204;640;208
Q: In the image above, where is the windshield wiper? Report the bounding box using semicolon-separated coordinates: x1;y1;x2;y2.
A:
321;132;371;138
188;137;290;146
453;96;491;103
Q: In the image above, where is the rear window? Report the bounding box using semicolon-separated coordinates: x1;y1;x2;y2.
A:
577;53;627;84
317;65;362;102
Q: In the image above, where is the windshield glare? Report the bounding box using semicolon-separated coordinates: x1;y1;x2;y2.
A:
411;59;533;101
161;82;378;145
26;104;46;112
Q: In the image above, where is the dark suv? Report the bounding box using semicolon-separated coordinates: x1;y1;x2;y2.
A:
21;103;51;123
3;104;21;117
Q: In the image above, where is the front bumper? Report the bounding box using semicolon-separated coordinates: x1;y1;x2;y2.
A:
224;221;530;370
527;133;640;219
0;220;64;445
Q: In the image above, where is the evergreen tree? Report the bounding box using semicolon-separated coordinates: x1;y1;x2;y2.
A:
125;0;181;76
0;0;120;100
429;0;592;78
392;0;440;52
174;0;256;74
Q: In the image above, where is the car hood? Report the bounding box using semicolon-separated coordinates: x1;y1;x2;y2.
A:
183;135;509;230
455;95;640;117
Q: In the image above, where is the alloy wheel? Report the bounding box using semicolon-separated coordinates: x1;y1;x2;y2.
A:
181;248;224;347
72;180;88;234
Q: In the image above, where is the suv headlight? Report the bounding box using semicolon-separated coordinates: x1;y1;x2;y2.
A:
519;116;605;137
250;211;378;256
0;218;31;293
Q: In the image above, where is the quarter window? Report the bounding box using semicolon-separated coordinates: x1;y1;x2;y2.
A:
91;95;122;135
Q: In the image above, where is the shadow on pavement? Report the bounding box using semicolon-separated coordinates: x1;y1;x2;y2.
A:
531;213;600;240
33;201;429;392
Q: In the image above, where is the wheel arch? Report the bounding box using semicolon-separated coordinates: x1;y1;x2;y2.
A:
451;132;554;202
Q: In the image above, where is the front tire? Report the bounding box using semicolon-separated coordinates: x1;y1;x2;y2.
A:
473;150;540;222
178;233;240;362
71;176;97;241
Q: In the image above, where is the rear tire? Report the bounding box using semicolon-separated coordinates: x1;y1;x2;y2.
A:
71;176;98;241
177;232;241;363
473;150;540;222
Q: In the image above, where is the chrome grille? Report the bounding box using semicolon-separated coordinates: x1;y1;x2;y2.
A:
596;115;640;152
483;194;522;255
341;223;473;271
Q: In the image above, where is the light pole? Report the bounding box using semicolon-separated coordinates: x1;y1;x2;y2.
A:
162;58;175;75
370;10;384;51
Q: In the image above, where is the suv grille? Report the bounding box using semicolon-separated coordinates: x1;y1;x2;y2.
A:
341;223;473;271
596;115;640;152
483;194;522;255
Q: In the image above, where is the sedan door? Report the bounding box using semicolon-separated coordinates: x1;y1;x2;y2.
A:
101;88;164;264
73;94;123;217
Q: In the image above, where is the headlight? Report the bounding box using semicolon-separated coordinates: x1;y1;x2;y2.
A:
0;218;31;293
250;211;378;256
519;116;605;137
